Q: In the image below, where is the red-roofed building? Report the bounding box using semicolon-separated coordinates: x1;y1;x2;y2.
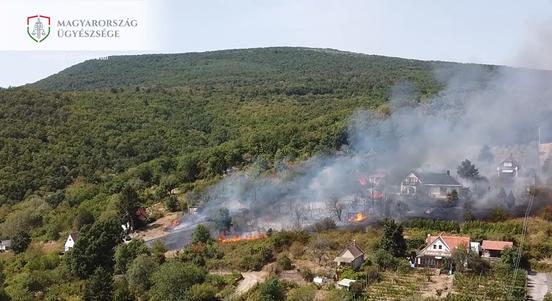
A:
481;240;513;258
416;233;470;268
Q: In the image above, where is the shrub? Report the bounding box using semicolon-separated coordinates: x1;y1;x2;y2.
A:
287;285;316;301
256;278;285;301
289;241;305;257
364;265;381;285
313;217;336;232
276;255;293;271
374;249;398;270
164;196;179;212
300;268;314;282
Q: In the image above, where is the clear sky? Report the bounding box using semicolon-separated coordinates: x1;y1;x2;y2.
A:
1;0;552;87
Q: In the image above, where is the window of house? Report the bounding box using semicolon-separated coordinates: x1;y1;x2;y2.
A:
438;245;442;250
433;244;437;249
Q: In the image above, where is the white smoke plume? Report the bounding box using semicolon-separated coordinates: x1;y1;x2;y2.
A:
171;64;552;236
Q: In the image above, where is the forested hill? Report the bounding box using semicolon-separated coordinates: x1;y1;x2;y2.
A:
1;47;455;204
32;47;446;93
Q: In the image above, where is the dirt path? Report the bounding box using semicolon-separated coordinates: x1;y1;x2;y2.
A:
234;270;269;296
420;271;453;299
527;272;550;301
131;211;180;241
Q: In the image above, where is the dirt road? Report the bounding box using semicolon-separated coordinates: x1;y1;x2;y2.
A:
234;271;269;296
527;272;550;301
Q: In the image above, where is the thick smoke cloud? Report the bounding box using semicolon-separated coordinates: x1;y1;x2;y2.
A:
174;64;552;233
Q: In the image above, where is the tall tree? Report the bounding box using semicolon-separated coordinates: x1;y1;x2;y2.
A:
379;219;407;257
191;224;212;244
213;208;232;233
84;267;113;301
506;191;516;209
326;199;344;222
457;159;480;180
149;261;206;301
119;184;141;231
126;254;159;299
67;219;123;278
478;144;494;162
10;230;31;254
114;239;150;274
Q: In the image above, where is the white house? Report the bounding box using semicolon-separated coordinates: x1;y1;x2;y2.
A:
497;157;519;177
64;233;77;253
0;240;11;252
416;233;470;268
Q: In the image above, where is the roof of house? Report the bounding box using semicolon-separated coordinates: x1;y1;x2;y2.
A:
334;241;365;262
426;233;470;251
481;240;513;251
410;171;462;186
337;279;356;287
0;240;12;247
68;232;78;241
499;155;519;167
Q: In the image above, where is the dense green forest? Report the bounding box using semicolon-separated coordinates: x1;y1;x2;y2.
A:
2;48;451;205
0;47;547;300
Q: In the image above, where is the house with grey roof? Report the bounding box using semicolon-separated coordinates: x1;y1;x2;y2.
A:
400;170;463;200
334;240;365;271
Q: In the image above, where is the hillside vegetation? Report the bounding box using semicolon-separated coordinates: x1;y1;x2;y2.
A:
1;48;452;205
0;47;549;300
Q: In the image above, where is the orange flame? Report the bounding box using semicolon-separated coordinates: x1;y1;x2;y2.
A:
218;232;267;244
348;212;366;223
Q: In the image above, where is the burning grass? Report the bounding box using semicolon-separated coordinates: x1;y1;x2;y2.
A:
218;231;267;244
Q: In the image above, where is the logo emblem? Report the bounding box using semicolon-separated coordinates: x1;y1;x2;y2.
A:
27;15;51;43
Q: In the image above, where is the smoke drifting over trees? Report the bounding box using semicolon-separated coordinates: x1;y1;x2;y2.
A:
176;64;552;233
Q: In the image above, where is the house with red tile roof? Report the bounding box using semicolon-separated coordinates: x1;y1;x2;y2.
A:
481;240;513;258
416;233;470;268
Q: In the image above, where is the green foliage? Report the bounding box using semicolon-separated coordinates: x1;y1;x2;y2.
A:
114;239;150;274
179;241;223;267
276;255;293;271
126;254;159;298
192;224;212;244
213;208;232;233
255;278;285;301
67;219;123;278
73;207;95;231
403;218;460;233
379;219;406;257
286;285;316;301
10;231;31;254
149;261;206;301
187;283;218;301
151;239;167;263
163;195;179;212
83;267;113;301
457;159;480;180
374;249;398;270
324;289;353;301
112;275;132;301
500;246;529;270
489;207;509;222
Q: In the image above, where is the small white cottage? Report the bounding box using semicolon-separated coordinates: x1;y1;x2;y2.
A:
0;240;11;252
64;232;77;253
